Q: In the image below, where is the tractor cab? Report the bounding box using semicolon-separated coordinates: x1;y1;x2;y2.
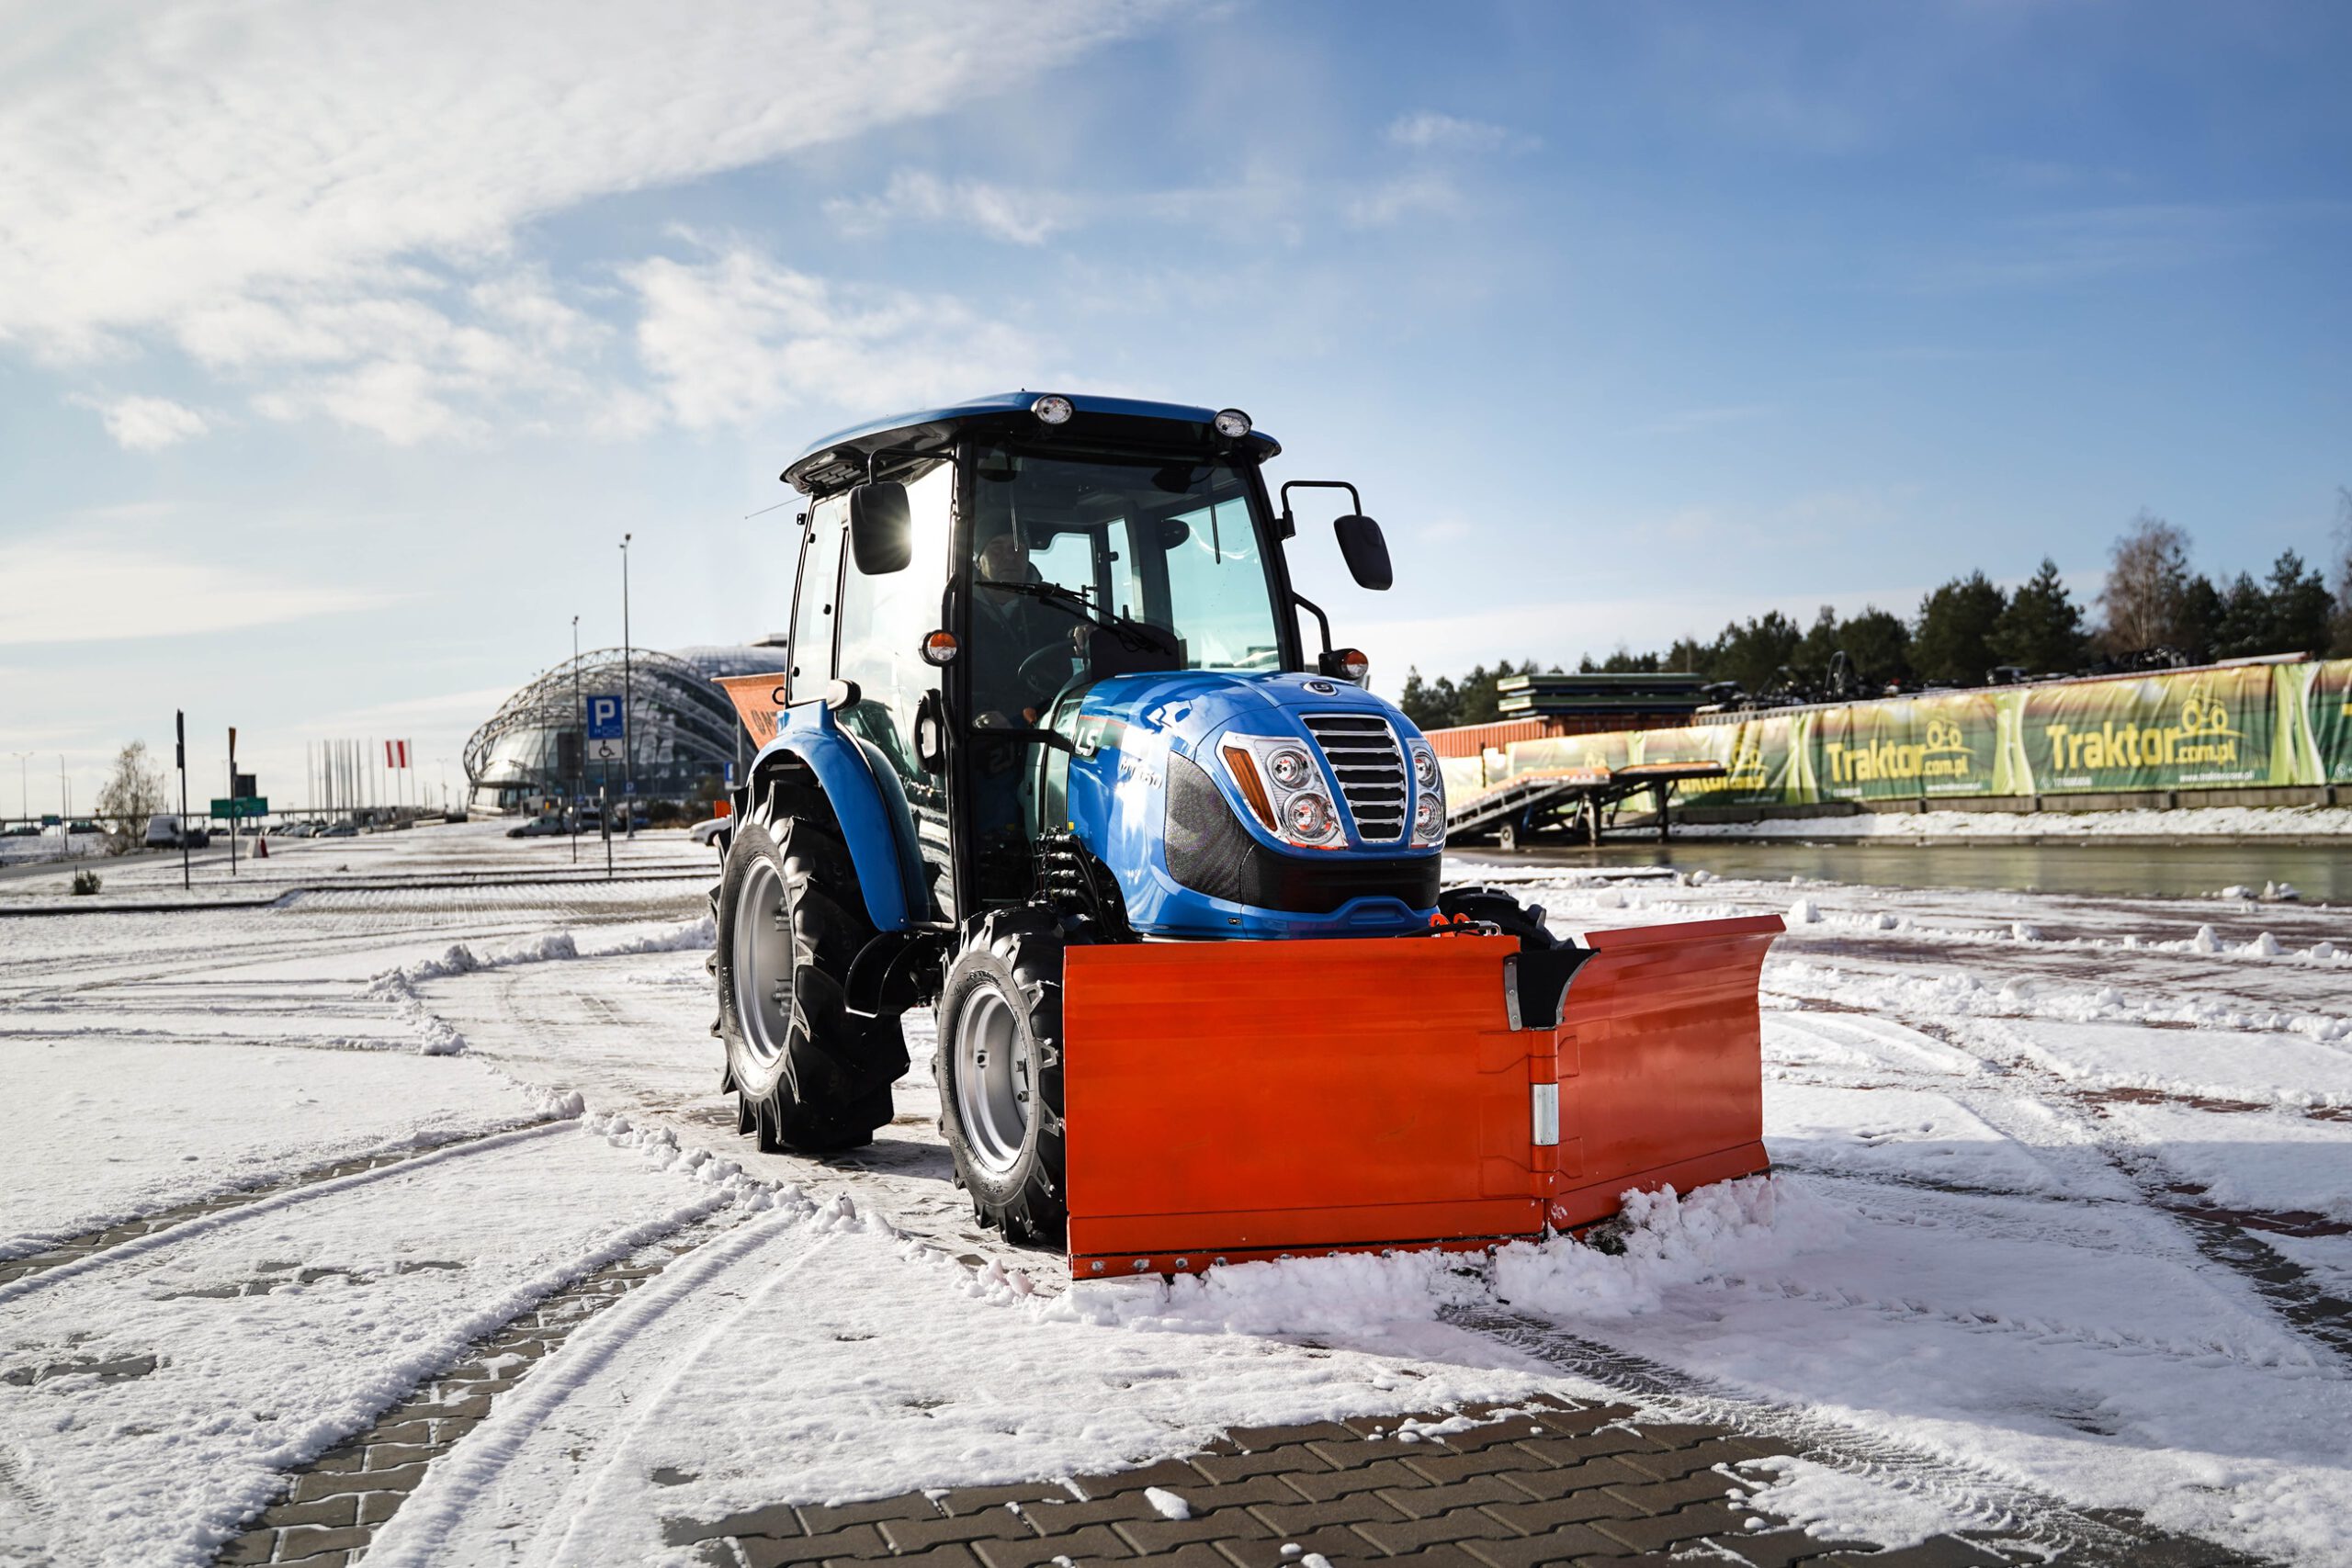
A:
770;392;1415;931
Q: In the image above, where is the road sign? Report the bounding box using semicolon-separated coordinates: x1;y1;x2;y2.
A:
233;773;257;798
586;694;626;739
209;796;268;820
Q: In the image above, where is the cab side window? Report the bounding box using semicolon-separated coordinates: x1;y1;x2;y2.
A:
788;497;846;701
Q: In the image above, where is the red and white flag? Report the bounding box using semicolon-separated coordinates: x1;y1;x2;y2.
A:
385;739;410;769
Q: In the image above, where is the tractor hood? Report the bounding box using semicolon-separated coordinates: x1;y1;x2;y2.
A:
1048;670;1442;940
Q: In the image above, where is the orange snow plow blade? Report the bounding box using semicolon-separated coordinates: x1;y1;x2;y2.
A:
1058;915;1782;1277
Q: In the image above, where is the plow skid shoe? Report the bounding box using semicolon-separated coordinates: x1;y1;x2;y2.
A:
1059;915;1782;1277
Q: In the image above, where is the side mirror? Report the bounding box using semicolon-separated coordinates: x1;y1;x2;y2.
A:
1334;514;1392;591
848;481;912;575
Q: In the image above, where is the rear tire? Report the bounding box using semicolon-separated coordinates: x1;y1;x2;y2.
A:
935;908;1069;1247
715;795;906;1153
1438;885;1557;949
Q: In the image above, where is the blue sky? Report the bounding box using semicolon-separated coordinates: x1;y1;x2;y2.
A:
2;0;2346;813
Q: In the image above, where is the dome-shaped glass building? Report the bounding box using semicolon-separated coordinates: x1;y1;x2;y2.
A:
464;643;786;814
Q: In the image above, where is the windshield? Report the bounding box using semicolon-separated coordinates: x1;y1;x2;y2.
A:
968;446;1283;673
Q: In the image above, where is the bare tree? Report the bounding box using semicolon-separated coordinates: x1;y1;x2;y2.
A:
2098;511;2193;653
2333;486;2352;657
94;740;166;855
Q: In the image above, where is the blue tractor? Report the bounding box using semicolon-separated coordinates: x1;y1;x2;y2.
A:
712;392;1777;1274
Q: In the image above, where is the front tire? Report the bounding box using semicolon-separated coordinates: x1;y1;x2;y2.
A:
935;908;1069;1246
715;801;905;1153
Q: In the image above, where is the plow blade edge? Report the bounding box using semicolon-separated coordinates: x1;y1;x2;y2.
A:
1059;915;1782;1276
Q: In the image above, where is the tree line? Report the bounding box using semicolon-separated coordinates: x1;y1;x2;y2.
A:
1400;497;2352;732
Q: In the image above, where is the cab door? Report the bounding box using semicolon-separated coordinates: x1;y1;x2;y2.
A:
834;458;956;918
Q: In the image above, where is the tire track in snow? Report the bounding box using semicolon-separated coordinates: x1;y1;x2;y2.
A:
0;1119;574;1306
1770;1008;2352;1370
361;1205;840;1568
1446;1307;2193;1565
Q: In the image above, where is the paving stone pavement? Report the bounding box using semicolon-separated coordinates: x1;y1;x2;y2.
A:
198;1269;2265;1568
209;1244;695;1567
659;1399;2261;1568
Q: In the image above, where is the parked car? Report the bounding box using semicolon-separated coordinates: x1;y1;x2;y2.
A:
141;815;211;849
505;813;573;839
321;823;358;839
3;823;39;838
67;820;102;835
688;817;729;847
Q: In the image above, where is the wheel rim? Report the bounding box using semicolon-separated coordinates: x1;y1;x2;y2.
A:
731;857;793;1069
954;987;1032;1176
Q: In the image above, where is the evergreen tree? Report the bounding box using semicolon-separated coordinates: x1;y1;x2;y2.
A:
1396;667;1460;730
1988;558;2086;672
2266;548;2335;656
2172;575;2223;662
1912;572;2007;685
2210;572;2273;660
1838;608;1913;689
1715;612;1803;694
1791;606;1842;686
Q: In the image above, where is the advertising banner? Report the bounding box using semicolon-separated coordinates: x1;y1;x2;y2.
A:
1509;729;1634;778
1811;692;2005;802
2293;659;2352;784
2019;665;2274;794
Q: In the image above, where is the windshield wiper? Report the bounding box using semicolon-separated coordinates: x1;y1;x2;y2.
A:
975;580;1178;659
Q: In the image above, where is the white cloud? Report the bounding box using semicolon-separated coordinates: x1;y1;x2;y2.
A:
1344;172;1462;229
0;1;1172;434
1385;111;1534;155
826;170;1075;245
79;394;210;451
0;536;391;645
624;239;1041;428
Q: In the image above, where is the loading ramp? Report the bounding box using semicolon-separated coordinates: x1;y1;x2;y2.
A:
1445;761;1728;849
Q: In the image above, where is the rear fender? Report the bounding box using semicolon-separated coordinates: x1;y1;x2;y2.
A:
746;705;928;932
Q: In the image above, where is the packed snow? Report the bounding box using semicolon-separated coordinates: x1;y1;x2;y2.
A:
1678;803;2352;839
4;820;2350;1565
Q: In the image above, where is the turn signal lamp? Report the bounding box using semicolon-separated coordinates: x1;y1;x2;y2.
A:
1032;394;1074;425
921;630;961;665
1212;408;1252;439
1221;743;1276;829
1329;648;1371;683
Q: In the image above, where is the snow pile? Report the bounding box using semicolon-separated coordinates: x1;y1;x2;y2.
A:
1491;1178;1849;1317
1143;1486;1193;1520
1050;1247;1483;1337
368;969;469;1055
363;918;710;996
581;1111;800;1215
1729;1455;1965;1548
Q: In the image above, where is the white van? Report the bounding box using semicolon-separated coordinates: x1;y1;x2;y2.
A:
144;814;182;848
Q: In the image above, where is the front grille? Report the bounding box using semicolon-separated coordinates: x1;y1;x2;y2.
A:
1303;713;1408;842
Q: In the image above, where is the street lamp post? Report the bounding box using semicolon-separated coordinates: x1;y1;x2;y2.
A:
620;533;634;840
10;751;30;826
571;615;582;864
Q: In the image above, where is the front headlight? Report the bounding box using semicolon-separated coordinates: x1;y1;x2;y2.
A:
1410;741;1445;846
1220;733;1347;851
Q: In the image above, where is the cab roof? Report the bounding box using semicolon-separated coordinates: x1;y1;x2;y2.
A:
780;391;1281;495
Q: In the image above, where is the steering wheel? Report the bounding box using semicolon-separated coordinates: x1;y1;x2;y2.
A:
1016;640;1080;697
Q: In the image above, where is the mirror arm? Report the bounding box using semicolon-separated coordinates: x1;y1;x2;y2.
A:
1293;592;1334;660
1277;479;1363;539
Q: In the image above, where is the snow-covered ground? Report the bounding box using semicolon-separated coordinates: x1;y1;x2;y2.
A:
4;823;2349;1565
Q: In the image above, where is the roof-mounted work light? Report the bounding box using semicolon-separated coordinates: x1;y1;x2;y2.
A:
1031;394;1074;425
1212;408;1252;439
